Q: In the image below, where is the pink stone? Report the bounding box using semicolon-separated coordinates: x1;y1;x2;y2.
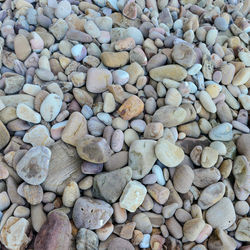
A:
97;31;111;44
51;121;67;140
122;0;137;20
195;224;212;243
30;32;44;52
213;93;226;105
213;71;222;83
81;161;103;174
68;100;81;113
237;109;248;125
232;120;250;133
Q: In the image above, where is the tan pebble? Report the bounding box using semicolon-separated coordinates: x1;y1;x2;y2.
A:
62;181;80;208
111;129;124;153
124;129;139;146
131;230;143;245
118;95;144;120
132;213;152;234
183;218;205;241
79;176;93;190
96;221;114;241
34;90;49;112
206;84;221;98
0;120;10;150
147;183;170;204
165;88;182;107
165;217;183;239
195;223;212;243
219;159;232;179
232;68;250;86
115;37;136;51
100;52;129;68
144;122;163;139
113;202;127;224
112;117;129;131
120;222;136;240
103;93;116;113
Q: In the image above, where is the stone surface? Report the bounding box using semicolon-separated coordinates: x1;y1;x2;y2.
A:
76;135;112;163
0;120;10;150
119;180;147;212
76;228;99;250
72;197;113;229
129;139;157;179
101;52;129;68
16;146;51;185
34;211;72;250
155;139;184;167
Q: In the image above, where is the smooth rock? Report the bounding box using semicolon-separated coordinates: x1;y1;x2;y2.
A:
62;181;80;208
16;103;41;124
76;228;99;250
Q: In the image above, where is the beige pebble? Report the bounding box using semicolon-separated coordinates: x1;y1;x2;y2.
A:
62;181;80;208
79;176;93;190
103;93;116;113
147;183;170;205
201;147;219;168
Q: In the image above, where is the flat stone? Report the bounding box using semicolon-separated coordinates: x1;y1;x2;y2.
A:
49;18;68;40
40;94;62;122
119;180;147;212
34;211;71;250
0;94;34;109
76;135;112;163
0;120;10;150
16;103;41;124
16;146;51;185
4;75;25;94
129;139;157;179
183;218;205;242
155;139;184;168
62;181;80;208
149;65;187;81
86;68;112;93
72;197;113;229
108;238;134;250
235;218;250;242
23;184;43;205
0;217;31;250
100;51;129;68
198;182;225;209
209;123;233;141
23;125;54;146
152;105;187;127
93;166;132;203
206;197;236;230
237;134;250;161
14;34;31;61
76;228;99;250
42;140;84;195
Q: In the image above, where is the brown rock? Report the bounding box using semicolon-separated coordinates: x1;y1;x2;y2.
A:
236;134;250;161
101;52;129;68
108;237;134;250
14;34;31;61
76;135;112;163
118;95;144;120
34;211;72;250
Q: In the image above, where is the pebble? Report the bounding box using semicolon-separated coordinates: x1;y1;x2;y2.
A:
14;34;31;61
129;139;157;179
183;218;205;241
152;165;165;186
206;197;236;230
198;90;217;113
209;123;233;141
16;146;51;185
71;44;87;61
113;70;129;85
0;191;10;211
108;237;134;250
101;52;129;68
201;147;219;168
55;0;72;19
119;180;147;212
139;234;150;248
214;17;228;31
76;228;99;249
16;103;41;124
72;197;113;229
62;181;80;207
0;121;10;150
155;139;184;168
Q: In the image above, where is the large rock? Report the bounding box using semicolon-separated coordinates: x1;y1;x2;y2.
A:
16;146;51;185
72;197;113;229
93;166;132;203
76;135;112;163
42;140;84;194
0;217;31;250
152;105;187;127
76;228;99;250
206;197;236;230
155;139;184;168
149;65;187;81
129;140;157;179
34;211;72;250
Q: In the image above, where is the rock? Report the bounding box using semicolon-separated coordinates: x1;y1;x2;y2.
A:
173;165;194;194
132;213;152;234
23;125;54;147
103;93;116;113
0;94;34;109
4;75;25;94
42;141;84;194
113;70;129;85
155;139;184;168
0;191;10;211
101;52;129;68
236;134;250;161
122;0;137;19
62;181;80;208
118;95;144;120
96;220;114;241
209;123;233;141
152;105;187;127
6;177;25;205
35;68;54;81
31;204;46;232
183;218;205;241
193;167;221;188
0;120;10;150
86;68;112;93
214;17;228;31
235;218;250;242
0;217;31;250
61;112;88;146
165;217;183;239
201;147;218;168
119;180;147;212
232;68;250;86
76;228;99;250
129;139;157;179
198;90;217;113
239;94;250;110
104;151;128;171
206;197;236;230
72;197;113;229
149;65;187;81
172;43;196;68
55;0;72;19
93;167;132;203
34;211;71;250
14;34;31;61
147;183;170;204
40;94;62;122
14;206;30;218
16;146;51;185
144;122;163;139
16;103;41;124
76;135;112;163
49;18;68;40
165;88;182;107
71;44;87;61
84;20;100;38
108;238;134;250
198;182;225;209
23;184;43;205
